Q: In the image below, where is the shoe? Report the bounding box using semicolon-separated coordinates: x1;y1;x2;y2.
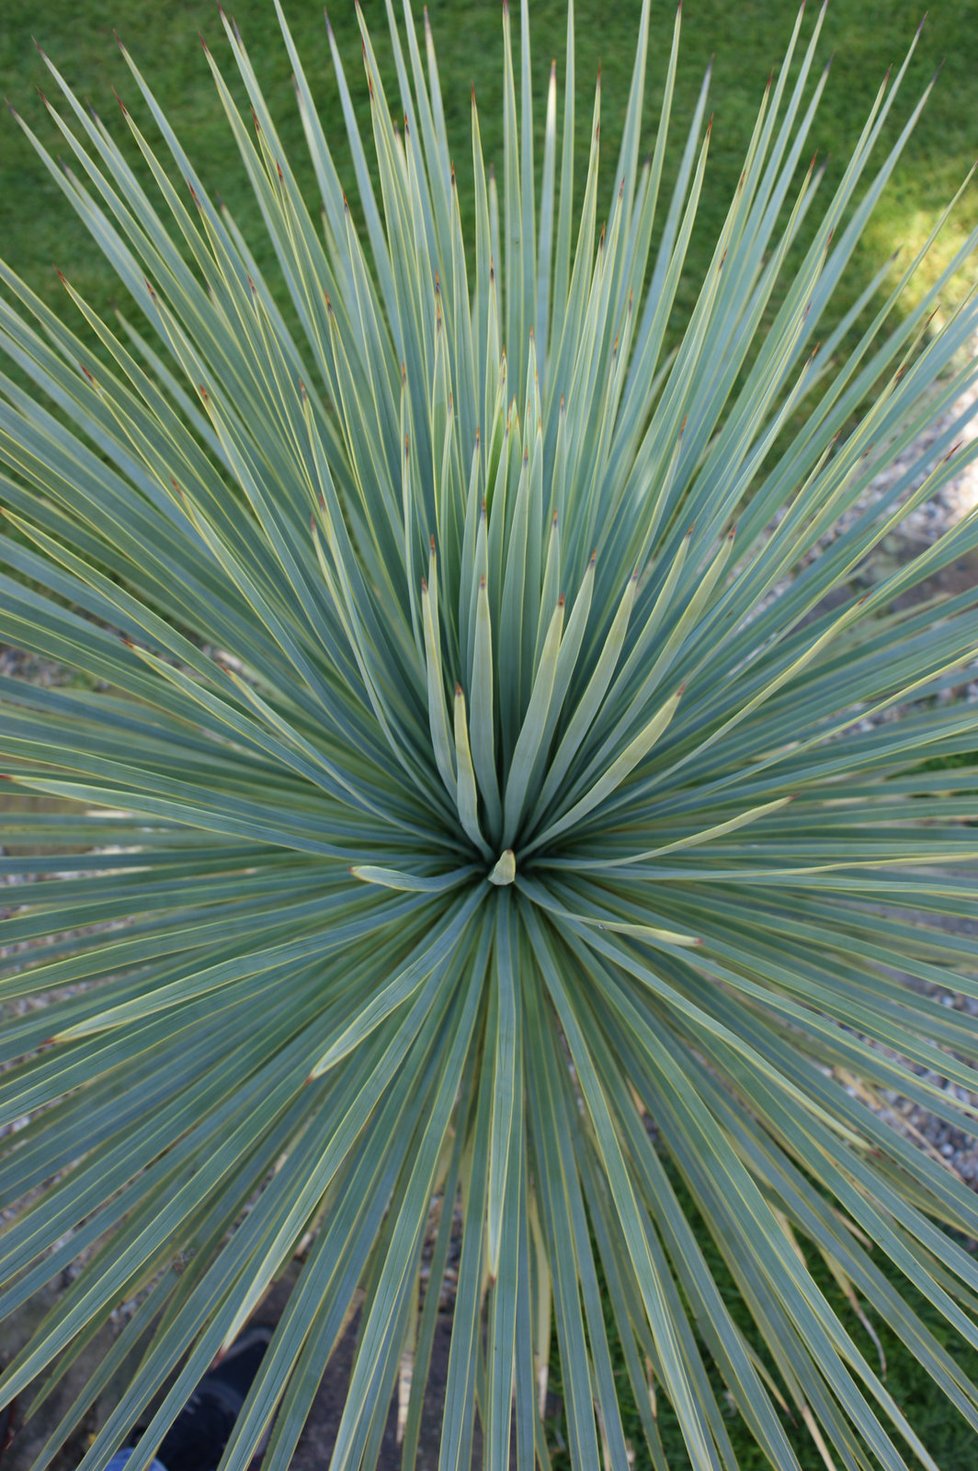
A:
155;1325;272;1471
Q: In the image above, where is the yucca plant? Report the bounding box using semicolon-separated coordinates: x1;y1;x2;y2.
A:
1;0;977;1466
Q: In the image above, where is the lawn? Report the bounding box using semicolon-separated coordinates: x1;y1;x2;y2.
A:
1;0;976;343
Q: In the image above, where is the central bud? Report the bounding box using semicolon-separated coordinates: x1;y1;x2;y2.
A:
488;849;517;886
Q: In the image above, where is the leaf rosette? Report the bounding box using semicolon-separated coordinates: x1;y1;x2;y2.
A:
1;3;978;1468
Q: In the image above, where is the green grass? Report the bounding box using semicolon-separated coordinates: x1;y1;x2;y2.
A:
1;0;976;342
